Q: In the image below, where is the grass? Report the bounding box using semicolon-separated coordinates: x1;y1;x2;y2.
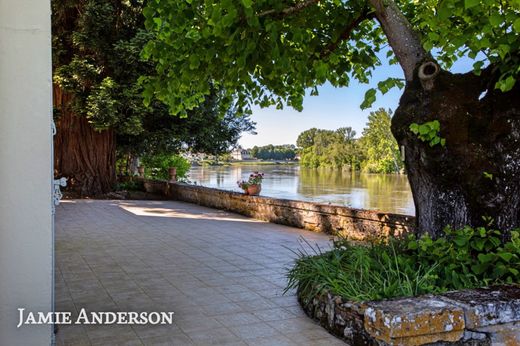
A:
285;238;439;302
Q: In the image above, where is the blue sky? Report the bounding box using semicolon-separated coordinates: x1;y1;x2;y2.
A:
239;55;477;148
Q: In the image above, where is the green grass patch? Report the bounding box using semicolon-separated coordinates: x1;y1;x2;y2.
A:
286;227;520;302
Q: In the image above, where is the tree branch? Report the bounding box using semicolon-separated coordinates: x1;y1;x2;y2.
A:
258;0;320;19
368;0;428;81
320;12;374;59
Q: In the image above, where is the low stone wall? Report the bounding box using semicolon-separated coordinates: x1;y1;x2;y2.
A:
301;286;520;345
162;182;415;239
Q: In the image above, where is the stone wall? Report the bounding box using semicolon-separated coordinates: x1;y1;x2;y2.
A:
301;286;520;345
162;182;415;239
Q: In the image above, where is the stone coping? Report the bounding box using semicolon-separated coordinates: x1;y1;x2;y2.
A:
134;179;416;240
299;285;520;345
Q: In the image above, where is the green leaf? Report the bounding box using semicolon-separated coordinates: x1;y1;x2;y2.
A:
419;125;430;135
453;236;468;247
241;0;253;8
471;263;489;275
514;18;520;33
497;75;516;92
489;13;502;27
498;253;514;262
478;253;495;263
483;171;493;180
465;0;479;9
361;88;377;110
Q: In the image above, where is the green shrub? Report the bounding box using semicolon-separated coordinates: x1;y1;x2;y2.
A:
141;154;191;180
286;227;520;302
116;180;144;191
407;226;520;290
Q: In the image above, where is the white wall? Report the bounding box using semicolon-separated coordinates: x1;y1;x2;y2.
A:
0;0;53;345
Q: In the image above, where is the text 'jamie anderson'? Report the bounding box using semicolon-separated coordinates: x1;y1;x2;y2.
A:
17;308;174;328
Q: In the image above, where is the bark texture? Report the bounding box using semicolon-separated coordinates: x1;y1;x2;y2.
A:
369;0;427;81
54;85;116;196
392;67;520;239
370;0;520;238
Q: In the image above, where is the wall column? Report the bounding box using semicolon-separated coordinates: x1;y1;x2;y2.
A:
0;0;53;345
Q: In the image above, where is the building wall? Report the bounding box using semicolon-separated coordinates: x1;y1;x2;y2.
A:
0;0;53;345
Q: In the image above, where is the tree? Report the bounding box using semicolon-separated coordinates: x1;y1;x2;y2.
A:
250;144;297;160
298;127;361;169
52;0;254;195
142;0;520;239
360;108;402;174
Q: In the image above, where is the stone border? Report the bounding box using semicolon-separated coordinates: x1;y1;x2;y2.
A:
163;182;415;240
299;286;520;345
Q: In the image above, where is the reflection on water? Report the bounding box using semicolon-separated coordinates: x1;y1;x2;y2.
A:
188;165;415;215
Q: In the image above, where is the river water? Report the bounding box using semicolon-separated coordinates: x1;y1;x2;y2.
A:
188;164;415;215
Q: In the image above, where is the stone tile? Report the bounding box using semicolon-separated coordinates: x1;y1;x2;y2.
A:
185;327;242;345
55;200;339;346
244;335;296;346
176;317;224;333
229;323;279;340
267;317;319;334
201;302;243;316
237;298;277;311
252;308;296;322
214;312;262;327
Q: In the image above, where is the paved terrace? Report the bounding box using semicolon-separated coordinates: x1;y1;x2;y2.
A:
55;200;343;345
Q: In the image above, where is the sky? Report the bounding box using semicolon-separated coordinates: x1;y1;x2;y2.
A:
238;55;477;148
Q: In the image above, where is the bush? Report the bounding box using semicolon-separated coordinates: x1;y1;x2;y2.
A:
286;227;520;302
116;180;144;191
141;154;191;180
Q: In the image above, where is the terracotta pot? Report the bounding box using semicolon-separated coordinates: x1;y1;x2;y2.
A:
168;167;177;182
137;165;145;177
246;184;261;196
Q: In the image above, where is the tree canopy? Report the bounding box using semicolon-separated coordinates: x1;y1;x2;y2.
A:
250;144;297;160
142;0;519;114
297;127;362;170
296;110;402;173
52;0;255;159
359;108;401;173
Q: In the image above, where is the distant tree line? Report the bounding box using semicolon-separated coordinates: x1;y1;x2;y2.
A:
250;144;296;160
297;108;402;174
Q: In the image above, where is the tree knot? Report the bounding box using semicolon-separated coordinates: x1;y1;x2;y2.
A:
418;61;440;91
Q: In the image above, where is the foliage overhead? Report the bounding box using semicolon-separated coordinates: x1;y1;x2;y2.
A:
142;0;520;115
52;0;255;159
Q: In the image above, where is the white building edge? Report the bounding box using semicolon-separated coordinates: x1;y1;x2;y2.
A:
0;1;54;344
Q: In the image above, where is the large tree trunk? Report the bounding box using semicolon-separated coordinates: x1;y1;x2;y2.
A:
53;85;116;196
392;66;520;240
370;0;520;239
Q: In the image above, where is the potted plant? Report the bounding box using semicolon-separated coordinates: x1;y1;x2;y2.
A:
237;172;264;196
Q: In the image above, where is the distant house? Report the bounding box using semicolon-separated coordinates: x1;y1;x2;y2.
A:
231;146;252;160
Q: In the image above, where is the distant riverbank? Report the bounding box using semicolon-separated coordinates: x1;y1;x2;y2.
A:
195;160;298;166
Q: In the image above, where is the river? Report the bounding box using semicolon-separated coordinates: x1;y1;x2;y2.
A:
188;164;415;215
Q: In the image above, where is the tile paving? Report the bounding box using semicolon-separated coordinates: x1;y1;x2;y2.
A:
55;199;344;345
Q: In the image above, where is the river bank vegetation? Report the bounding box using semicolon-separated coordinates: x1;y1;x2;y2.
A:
298;108;402;173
